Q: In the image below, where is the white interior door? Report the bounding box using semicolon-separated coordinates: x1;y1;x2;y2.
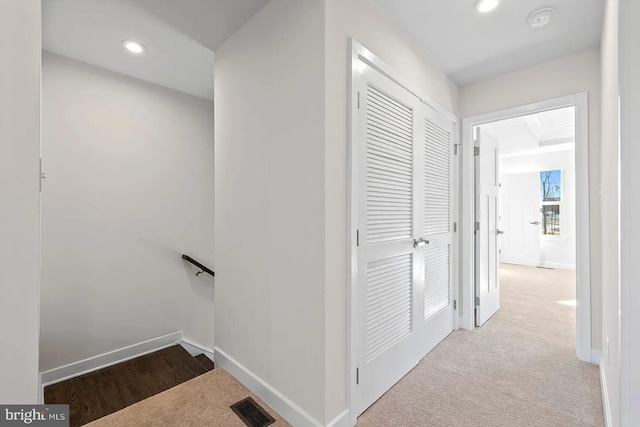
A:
355;62;455;415
500;172;541;266
418;106;456;357
475;128;500;326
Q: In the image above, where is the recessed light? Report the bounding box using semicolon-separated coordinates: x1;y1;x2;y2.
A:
123;40;145;54
528;8;554;28
475;0;500;13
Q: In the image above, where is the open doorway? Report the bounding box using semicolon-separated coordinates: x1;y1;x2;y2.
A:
461;94;592;363
39;0;216;415
486;106;577;271
475;106;578;344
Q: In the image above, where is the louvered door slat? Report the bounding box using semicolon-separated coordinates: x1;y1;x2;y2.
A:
367;170;412;185
367;159;412;177
426;121;450;140
367;134;413;155
423;115;453;322
365;254;413;361
366;85;413;244
425;118;452;236
368;115;414;138
425;173;450;185
367;181;413;193
367;276;414;297
368;92;413;121
425;161;450;177
367;294;413;322
425;177;449;187
368;143;413;161
367;124;413;146
426;152;450;167
367;253;411;267
366;105;413;127
424;245;451;320
367;154;412;172
367;280;413;302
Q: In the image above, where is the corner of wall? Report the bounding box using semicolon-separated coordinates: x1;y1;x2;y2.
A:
0;0;42;404
214;0;327;423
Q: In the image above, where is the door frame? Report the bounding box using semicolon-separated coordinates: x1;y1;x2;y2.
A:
348;39;459;426
460;93;593;363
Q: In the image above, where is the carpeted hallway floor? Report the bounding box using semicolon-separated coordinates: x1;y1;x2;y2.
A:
357;263;604;427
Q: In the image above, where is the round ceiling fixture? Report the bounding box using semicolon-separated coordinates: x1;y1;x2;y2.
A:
475;0;500;13
528;8;554;28
123;40;145;54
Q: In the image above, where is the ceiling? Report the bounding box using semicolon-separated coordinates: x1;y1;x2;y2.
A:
128;0;271;52
481;106;575;157
374;0;604;85
42;0;270;101
43;0;604;99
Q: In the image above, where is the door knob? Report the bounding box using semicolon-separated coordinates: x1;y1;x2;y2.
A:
414;238;432;248
530;221;541;225
497;230;505;235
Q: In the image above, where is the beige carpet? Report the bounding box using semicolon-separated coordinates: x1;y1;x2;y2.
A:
358;264;604;427
86;368;291;427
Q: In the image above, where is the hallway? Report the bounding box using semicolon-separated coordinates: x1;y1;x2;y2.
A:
358;264;603;426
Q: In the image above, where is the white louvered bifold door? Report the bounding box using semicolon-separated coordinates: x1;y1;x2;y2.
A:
354;61;456;417
415;106;456;357
355;63;423;416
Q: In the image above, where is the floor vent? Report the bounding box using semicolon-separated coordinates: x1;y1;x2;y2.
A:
230;397;276;427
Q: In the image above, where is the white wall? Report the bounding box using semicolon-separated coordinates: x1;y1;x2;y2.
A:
0;0;41;403
325;0;459;422
40;52;215;372
501;150;576;269
214;0;327;423
460;49;602;353
601;0;620;425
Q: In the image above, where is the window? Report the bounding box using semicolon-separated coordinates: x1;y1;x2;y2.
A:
540;169;562;236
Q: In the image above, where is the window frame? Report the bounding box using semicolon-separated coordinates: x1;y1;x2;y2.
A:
540;168;564;239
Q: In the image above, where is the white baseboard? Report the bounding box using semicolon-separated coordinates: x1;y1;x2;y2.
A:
600;364;612;427
40;331;183;387
327;410;350;427
179;338;215;362
214;347;323;427
39;371;44;404
539;261;576;270
591;349;602;365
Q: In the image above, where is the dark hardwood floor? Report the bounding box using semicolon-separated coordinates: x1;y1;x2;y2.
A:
44;345;213;427
195;353;215;371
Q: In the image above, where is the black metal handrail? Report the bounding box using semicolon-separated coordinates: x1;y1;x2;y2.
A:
182;254;215;277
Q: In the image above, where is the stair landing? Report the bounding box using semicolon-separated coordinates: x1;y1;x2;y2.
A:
44;345;214;427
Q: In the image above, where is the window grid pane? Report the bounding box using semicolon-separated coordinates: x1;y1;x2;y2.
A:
542;204;561;235
540;169;562;202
